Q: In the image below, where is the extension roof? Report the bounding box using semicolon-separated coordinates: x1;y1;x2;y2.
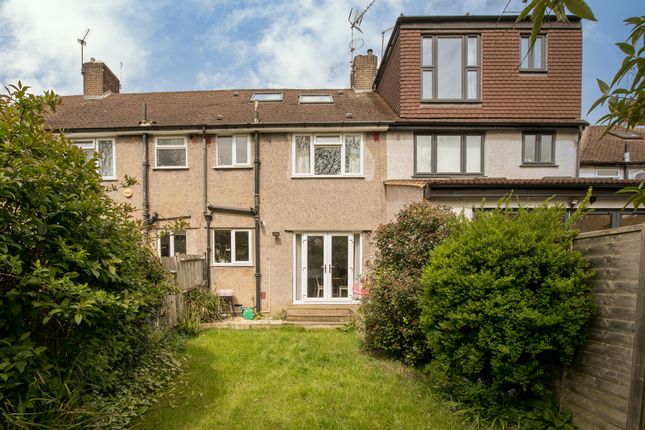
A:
581;126;645;165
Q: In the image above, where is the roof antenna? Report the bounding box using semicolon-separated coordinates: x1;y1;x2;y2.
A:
77;28;91;73
348;0;376;65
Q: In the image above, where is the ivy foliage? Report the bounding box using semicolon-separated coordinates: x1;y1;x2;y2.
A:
420;202;595;411
0;83;174;426
359;202;454;365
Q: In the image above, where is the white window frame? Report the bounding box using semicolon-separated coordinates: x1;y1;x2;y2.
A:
291;133;364;177
212;229;253;266
215;135;251;168
595;169;621;179
155;136;188;169
298;95;334;104
73;138;117;180
157;231;187;257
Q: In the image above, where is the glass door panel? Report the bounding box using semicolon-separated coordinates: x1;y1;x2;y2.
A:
331;236;349;298
305;235;324;298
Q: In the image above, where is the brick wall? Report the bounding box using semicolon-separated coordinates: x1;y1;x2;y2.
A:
351;50;377;92
375;36;401;115
82;61;120;97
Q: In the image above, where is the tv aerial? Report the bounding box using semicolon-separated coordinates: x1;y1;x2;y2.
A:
348;0;376;63
77;28;91;72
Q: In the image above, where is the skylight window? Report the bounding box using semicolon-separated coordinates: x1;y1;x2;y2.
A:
299;95;334;104
250;93;283;102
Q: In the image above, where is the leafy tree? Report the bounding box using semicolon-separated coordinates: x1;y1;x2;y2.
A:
518;2;645;207
419;202;595;412
0;83;174;427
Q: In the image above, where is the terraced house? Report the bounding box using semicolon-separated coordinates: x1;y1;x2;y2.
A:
46;14;639;315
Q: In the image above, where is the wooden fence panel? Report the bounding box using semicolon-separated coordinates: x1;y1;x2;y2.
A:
158;254;206;327
562;225;645;430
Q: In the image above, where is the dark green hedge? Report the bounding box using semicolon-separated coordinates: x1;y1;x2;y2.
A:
420;204;595;410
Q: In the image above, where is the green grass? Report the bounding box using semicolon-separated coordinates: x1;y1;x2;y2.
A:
135;327;470;430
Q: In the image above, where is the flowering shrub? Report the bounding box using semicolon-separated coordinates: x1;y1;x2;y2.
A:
358;202;454;365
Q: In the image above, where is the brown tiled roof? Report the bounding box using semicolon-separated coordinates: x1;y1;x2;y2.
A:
45;89;397;131
581;126;645;164
385;178;640;189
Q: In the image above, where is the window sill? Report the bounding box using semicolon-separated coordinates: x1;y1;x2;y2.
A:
291;175;365;179
153;167;189;171
214;165;253;170
520;163;558;168
211;263;253;267
420;100;482;105
413;173;484;177
101;177;119;182
519;70;548;75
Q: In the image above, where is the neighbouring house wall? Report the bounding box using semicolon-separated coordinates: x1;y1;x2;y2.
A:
97;131;388;313
384;184;425;221
386;130;578;179
561;225;645;430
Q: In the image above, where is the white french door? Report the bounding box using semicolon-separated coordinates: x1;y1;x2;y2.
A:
300;233;354;302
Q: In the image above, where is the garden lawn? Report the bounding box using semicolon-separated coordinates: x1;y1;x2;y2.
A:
136;327;470;430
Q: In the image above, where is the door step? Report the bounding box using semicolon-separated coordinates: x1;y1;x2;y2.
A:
285;305;355;326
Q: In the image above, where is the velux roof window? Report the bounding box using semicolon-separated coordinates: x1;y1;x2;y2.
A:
250;93;283;102
299;95;334;104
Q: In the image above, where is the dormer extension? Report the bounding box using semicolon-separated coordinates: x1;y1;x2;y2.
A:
374;15;583;125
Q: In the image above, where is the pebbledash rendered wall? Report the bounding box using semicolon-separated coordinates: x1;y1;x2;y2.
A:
100;130;387;313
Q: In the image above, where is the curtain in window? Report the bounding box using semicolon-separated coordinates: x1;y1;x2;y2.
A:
344;136;361;174
295;136;311;173
98;140;114;177
436;135;461;172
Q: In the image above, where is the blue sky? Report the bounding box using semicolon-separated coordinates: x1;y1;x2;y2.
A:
0;0;642;123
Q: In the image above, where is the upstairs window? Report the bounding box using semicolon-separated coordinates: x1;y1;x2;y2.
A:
158;231;187;257
520;35;546;71
155;137;187;168
293;134;362;177
522;133;554;164
421;35;480;102
216;135;250;167
415;134;483;175
74;139;116;179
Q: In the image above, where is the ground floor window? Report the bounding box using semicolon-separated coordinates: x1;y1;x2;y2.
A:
158;231;187;257
572;211;645;233
294;232;362;302
213;229;252;265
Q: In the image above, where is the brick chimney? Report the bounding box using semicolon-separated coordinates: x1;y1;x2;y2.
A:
82;59;120;98
351;49;377;92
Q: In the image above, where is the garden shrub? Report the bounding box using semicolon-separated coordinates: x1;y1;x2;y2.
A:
178;288;223;337
420;202;595;412
359;202;454;365
0;83;177;427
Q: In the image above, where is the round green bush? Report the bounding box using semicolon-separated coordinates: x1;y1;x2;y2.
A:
420;204;595;408
359;202;454;365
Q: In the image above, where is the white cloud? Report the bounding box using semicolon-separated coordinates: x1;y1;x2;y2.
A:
0;0;151;95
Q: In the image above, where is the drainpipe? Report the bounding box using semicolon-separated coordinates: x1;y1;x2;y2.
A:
142;132;150;238
575;124;583;178
202;126;212;290
253;130;262;313
140;103;154;239
624;142;630;179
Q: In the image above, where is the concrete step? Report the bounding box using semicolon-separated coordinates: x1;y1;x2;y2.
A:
287;315;350;323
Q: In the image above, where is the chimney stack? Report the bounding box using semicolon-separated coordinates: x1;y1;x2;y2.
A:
82;59;120;98
351;48;377;92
